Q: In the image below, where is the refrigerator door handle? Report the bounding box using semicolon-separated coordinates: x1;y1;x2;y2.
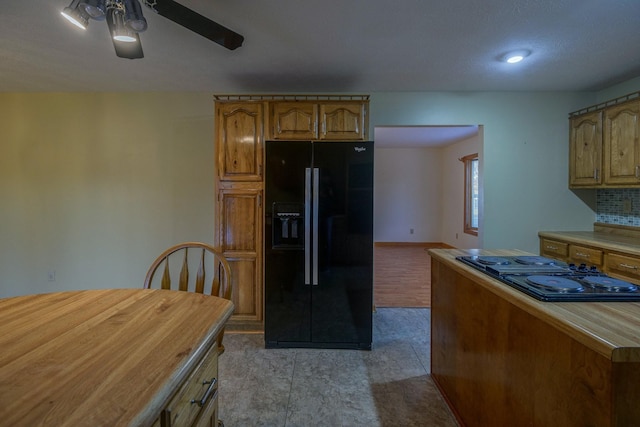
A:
304;168;312;285
312;167;319;286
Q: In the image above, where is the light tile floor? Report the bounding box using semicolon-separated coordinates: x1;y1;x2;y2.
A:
218;308;458;426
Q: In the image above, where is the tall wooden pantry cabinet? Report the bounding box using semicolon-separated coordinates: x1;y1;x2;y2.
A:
214;95;370;329
215;101;264;328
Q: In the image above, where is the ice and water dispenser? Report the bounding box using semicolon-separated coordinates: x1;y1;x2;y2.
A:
271;202;304;249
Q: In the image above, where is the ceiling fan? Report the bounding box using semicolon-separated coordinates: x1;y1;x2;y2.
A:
61;0;244;59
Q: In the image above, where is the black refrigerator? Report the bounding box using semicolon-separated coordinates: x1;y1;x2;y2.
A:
264;140;373;350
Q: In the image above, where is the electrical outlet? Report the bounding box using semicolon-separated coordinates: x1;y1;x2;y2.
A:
623;199;632;214
410;228;414;234
48;270;56;282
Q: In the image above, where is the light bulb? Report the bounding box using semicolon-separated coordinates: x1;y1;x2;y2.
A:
114;34;137;43
502;50;531;64
61;8;88;29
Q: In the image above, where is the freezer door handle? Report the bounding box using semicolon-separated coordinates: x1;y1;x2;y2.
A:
304;168;311;285
312;167;319;285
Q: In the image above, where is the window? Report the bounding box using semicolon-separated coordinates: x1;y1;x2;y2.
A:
462;153;479;236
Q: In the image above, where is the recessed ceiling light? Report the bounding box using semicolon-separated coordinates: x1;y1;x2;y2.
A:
503;50;531;63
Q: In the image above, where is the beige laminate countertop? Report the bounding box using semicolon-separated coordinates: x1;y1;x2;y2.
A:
0;288;234;427
429;248;640;363
538;230;640;256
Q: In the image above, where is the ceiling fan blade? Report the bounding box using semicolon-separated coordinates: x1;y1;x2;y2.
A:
147;0;244;50
106;9;144;59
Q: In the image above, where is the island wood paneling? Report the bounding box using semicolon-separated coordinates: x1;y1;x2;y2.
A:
430;248;640;427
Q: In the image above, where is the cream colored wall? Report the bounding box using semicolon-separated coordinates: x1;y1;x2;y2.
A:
0;93;215;298
596;76;640;102
373;132;482;248
440;131;483;249
369;91;597;253
374;147;442;242
2;83;638;297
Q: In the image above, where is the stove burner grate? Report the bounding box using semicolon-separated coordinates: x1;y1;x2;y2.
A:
514;256;558;266
525;275;584;293
475;256;511;265
581;276;639;292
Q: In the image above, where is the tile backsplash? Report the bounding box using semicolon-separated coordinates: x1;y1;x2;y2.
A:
596;188;640;227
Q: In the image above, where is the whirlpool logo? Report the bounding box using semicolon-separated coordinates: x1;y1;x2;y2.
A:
354;146;366;153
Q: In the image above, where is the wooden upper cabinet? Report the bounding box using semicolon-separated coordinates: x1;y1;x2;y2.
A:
604;99;640;185
568;92;640;189
270;101;368;141
320;103;367;140
216;102;263;181
569;111;603;187
271;102;318;140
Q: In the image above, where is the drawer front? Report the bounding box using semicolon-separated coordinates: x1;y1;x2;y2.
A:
569;245;603;266
192;391;219;427
606;253;640;284
540;239;569;259
163;345;219;427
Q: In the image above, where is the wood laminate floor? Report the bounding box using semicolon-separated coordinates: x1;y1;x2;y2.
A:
374;243;451;308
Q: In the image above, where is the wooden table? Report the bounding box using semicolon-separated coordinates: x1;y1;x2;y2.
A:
0;289;234;427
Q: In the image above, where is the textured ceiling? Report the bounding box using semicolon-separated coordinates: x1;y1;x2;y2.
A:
1;0;640;93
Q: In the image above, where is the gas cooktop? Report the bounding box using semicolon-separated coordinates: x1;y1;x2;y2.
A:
457;255;640;302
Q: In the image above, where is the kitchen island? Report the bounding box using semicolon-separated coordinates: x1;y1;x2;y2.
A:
0;288;234;427
429;248;640;427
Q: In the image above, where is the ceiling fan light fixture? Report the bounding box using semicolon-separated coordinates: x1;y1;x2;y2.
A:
62;0;244;58
80;0;107;21
123;0;148;32
61;0;90;30
503;50;531;64
111;9;138;42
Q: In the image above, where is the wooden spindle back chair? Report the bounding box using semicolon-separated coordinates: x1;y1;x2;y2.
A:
144;242;232;354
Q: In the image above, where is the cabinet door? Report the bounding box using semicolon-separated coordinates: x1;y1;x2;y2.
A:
604;100;640;185
216;102;263;181
271;102;318;140
216;186;263;322
319;102;367;140
192;392;219;427
569;111;602;187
